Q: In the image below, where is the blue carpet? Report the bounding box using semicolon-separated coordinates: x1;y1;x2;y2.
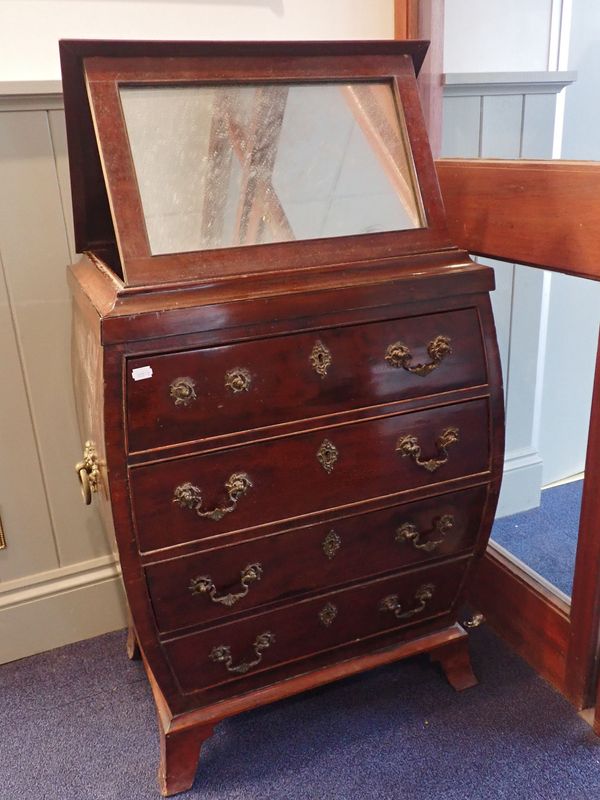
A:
3;626;600;799
492;480;583;597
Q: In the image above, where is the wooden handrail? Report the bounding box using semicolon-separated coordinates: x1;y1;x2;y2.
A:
436;158;600;281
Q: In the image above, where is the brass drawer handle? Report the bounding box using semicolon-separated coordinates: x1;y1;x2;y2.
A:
173;472;252;522
190;563;263;607
225;367;252;393
380;583;435;620
395;514;455;552
310;340;332;378
170;376;197;407
396;427;459;473
210;631;275;675
75;441;100;505
385;335;452;376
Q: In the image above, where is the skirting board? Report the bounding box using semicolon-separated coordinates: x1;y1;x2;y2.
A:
496;448;543;519
0;555;127;663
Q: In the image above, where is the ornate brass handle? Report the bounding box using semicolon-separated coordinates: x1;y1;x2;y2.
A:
173;472;252;522
385;335;452;376
209;631;275;674
379;583;435;620
395;514;455;552
225;367;252;393
396;427;459;473
75;441;100;505
170;376;197;407
189;563;263;607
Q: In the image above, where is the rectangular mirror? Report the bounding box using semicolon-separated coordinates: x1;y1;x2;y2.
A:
489;266;600;601
119;81;424;255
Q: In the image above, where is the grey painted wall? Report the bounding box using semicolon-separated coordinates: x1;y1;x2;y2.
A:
534;0;600;486
442;73;574;516
562;3;600;160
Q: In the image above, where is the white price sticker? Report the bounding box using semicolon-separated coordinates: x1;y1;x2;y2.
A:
131;366;153;381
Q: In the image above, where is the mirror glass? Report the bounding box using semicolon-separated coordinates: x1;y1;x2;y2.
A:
489;265;600;600
119;81;424;255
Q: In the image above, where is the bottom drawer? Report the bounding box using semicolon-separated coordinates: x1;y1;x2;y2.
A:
163;559;469;694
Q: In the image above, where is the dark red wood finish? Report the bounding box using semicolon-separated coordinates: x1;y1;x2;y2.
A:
438;157;600;717
145;484;488;633
165;558;470;694
130;398;491;552
126;308;487;453
80;45;451;287
63;39;505;796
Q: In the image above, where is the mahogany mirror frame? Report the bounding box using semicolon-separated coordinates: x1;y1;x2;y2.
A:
437;158;600;721
77;41;452;289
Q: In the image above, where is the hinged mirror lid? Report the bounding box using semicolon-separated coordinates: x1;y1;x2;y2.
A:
60;39;449;289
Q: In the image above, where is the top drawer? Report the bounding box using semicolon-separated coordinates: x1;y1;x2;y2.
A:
126;308;486;452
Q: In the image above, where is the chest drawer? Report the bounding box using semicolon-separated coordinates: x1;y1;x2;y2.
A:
146;485;488;633
163;558;468;694
130;398;490;552
126;308;487;452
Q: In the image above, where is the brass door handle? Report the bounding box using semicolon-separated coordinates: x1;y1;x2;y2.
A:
189;563;263;607
395;514;455;552
209;631;275;674
379;583;435;620
396;427;459;473
385;335;452;376
173;472;252;522
75;441;100;505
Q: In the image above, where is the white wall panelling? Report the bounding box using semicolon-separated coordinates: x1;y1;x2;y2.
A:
0;7;396;663
0;90;124;663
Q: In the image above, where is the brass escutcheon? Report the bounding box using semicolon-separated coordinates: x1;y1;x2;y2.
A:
319;602;338;627
317;439;339;474
310;340;332;378
385;335;452;376
170;376;197;407
225;367;252;393
322;529;341;560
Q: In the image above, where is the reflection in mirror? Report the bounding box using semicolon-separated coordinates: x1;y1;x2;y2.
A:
489;265;600;600
119;82;424;255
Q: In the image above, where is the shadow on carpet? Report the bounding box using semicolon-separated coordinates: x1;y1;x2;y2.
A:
3;625;600;800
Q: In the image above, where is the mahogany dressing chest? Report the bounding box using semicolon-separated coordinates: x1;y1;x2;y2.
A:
61;39;504;795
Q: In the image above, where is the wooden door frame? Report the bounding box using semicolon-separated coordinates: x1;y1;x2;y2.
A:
394;0;444;156
437;159;600;711
397;1;600;715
